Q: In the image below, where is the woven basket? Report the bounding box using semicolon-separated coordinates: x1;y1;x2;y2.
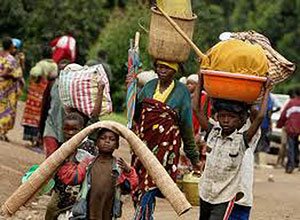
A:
148;7;197;63
1;121;191;217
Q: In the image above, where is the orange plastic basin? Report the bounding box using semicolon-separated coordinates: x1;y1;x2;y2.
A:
201;70;267;103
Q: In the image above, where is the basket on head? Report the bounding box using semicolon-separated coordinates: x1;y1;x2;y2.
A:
156;0;193;18
148;7;197;63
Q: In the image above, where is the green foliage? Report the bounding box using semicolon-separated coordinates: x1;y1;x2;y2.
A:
88;3;151;112
101;112;128;125
1;0;299;111
1;0;109;69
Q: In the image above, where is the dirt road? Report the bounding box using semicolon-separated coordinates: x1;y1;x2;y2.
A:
0;103;300;219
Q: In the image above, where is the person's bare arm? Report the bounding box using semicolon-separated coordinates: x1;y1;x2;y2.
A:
245;79;271;144
194;71;210;132
92;82;105;118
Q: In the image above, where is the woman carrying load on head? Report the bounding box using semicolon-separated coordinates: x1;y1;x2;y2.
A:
127;60;201;220
0;37;23;142
21;45;58;150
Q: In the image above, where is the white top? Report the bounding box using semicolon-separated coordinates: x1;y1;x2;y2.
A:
236;125;260;207
199;120;260;204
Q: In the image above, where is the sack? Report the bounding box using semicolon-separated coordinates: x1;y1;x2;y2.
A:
231;31;296;85
59;64;112;117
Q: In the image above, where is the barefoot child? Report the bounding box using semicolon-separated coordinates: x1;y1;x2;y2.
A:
197;72;271;220
45;112;97;220
71;128;138;220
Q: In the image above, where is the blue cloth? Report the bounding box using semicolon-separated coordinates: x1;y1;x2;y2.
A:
286;136;300;170
261;95;274;129
229;204;251;220
12;38;22;49
133;189;162;220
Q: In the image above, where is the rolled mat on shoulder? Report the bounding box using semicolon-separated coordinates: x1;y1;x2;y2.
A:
1;121;191;217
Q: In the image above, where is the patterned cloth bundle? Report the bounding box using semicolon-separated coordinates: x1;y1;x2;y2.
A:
59;64;112;118
231;30;296;85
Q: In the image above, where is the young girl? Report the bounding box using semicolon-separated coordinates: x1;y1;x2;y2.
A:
70;128;138;220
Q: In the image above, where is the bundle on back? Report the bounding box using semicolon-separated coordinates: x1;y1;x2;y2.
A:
231;30;296;85
59;64;112;118
200;32;296;103
201;39;268;77
200;39;269;103
156;0;193;19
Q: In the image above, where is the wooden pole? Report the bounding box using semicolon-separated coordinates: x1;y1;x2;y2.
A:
134;32;140;50
156;6;206;59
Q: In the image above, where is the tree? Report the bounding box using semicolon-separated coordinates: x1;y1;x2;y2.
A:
88;3;152;112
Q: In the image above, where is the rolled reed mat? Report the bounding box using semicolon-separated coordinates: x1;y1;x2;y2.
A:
1;121;191;216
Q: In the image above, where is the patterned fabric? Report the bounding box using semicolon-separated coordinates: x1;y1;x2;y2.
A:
136;79;199;164
231;30;296;85
126;43;139;129
54;140;97;209
22;77;49;127
132;99;181;196
59;64;112;118
199;121;261;204
153;80;175;103
0;53;22;134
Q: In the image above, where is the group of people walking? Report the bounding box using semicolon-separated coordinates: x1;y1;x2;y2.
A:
1;30;299;220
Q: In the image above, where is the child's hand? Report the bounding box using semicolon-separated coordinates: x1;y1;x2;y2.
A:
192;160;203;175
117;158;131;173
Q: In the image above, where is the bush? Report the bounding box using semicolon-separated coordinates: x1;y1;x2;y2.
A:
88;3;152;112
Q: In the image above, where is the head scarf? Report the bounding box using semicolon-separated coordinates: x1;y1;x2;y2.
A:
137;70;158;86
179;76;187;84
187;74;198;83
201;39;268;77
156;60;179;72
12;38;22;49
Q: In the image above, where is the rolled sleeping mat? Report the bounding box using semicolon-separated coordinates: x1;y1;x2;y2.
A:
1;121;191;217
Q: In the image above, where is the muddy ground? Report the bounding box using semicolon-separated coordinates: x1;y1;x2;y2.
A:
0;103;299;220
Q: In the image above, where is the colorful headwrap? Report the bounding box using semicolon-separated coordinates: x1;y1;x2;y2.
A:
213;99;250;114
156;60;179;72
201;39;268;77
